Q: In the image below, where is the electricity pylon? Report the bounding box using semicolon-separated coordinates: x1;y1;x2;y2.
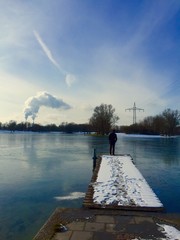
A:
125;102;144;124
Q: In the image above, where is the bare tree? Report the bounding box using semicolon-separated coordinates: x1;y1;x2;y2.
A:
162;109;180;136
89;104;119;135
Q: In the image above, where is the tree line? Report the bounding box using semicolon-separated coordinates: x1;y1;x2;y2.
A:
121;108;180;136
88;104;180;136
0;121;91;133
0;104;179;136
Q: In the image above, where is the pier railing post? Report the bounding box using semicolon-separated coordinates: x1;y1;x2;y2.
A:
92;148;97;171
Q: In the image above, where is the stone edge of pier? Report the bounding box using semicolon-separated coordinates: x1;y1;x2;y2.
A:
33;207;180;240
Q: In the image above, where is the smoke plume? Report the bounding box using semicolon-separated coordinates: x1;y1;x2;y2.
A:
24;91;71;121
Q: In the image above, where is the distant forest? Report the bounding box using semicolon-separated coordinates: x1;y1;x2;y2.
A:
0;108;179;136
0;121;91;133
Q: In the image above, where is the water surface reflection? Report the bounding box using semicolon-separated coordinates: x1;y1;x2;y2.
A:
0;132;179;240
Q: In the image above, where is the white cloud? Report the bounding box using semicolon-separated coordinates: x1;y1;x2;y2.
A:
65;73;76;87
23;91;71;121
33;30;62;71
0;1;179;126
33;30;76;88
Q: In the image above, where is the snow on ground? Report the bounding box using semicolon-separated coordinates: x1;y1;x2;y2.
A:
133;223;180;239
93;155;163;208
157;223;180;240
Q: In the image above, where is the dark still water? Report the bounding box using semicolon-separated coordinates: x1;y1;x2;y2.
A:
0;132;179;240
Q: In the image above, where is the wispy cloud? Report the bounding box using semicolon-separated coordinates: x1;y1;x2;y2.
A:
0;1;179;125
33;30;76;87
65;73;76;87
33;30;62;71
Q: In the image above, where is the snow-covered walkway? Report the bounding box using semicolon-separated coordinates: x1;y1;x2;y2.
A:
93;155;163;210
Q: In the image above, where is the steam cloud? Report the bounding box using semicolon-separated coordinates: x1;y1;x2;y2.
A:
24;91;71;121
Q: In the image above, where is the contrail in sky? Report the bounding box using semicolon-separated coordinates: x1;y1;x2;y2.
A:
33;30;76;87
33;30;63;71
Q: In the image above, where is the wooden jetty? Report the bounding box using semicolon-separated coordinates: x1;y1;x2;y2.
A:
83;155;164;212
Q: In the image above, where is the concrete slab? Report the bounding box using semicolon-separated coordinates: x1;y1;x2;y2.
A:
106;223;117;232
85;222;105;232
114;215;135;226
33;208;180;240
134;216;154;224
67;221;85;231
70;231;93;240
96;215;115;223
129;222;164;239
93;231;116;240
115;233;137;240
52;230;72;240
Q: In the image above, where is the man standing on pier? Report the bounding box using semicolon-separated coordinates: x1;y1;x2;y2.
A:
108;129;117;155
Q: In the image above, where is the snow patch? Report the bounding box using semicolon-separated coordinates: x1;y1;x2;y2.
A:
132;224;180;239
54;192;85;200
93;155;163;208
157;223;180;240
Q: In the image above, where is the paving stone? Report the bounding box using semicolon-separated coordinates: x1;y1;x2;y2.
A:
67;221;85;231
114;216;135;232
134;216;154;224
34;208;180;240
96;215;115;223
115;215;135;225
93;231;116;240
116;233;137;240
106;223;117;232
85;222;105;232
52;230;72;240
132;222;164;239
121;221;165;239
70;231;93;240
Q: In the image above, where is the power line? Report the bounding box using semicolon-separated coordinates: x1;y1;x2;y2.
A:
125;102;144;124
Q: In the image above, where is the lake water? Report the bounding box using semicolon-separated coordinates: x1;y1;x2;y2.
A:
0;132;179;240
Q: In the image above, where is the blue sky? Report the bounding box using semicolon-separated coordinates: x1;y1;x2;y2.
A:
0;0;179;125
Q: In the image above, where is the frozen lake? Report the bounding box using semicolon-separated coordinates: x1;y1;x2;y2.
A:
0;132;179;240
